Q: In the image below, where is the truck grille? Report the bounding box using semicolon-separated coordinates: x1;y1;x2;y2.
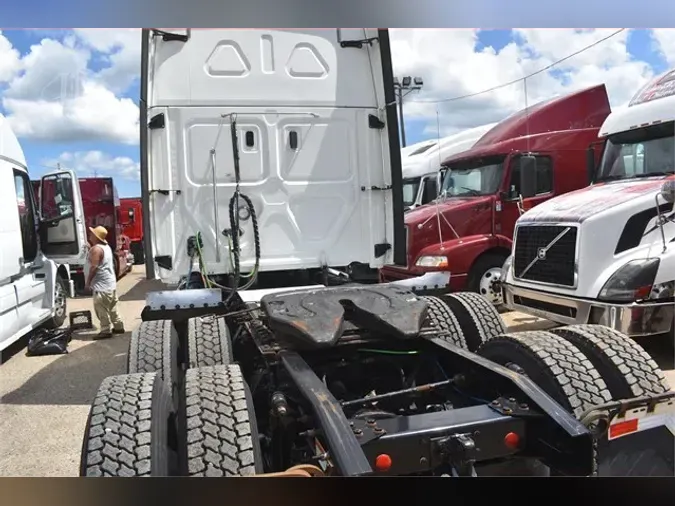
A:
513;225;577;287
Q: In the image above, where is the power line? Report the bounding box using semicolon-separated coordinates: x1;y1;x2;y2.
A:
409;28;626;104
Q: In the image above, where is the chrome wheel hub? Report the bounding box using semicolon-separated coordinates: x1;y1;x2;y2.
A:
479;267;503;305
54;283;66;318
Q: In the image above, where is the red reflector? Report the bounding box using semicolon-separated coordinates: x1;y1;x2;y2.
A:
609;419;638;439
634;286;653;299
504;432;520;449
374;454;392;471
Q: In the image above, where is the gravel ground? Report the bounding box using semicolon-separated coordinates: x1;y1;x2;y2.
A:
0;270;672;476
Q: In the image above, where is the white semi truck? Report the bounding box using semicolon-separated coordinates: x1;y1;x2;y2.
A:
79;29;674;478
401;123;498;211
0;113;87;353
501;69;675;339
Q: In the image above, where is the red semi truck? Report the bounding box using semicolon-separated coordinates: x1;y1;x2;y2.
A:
32;176;134;292
379;84;612;306
119;197;144;265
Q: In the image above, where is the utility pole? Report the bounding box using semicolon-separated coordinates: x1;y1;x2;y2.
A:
393;76;424;147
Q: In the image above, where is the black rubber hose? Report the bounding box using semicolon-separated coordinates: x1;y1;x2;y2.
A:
223;191;261;304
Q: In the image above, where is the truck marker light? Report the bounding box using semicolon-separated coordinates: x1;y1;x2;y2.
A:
503;432;520;449
374;454;392;471
633;285;653;300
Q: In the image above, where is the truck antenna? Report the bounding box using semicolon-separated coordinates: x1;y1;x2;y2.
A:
434;108;445;250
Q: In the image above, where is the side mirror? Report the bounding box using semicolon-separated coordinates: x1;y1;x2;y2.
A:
660;180;675;204
518;155;538;199
586;146;596;184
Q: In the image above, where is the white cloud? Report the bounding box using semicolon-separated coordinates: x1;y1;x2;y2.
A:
73;29;141;94
1;35;139;144
652;29;675;67
1;28;674;148
389;29;661;137
0;31;21;82
44;150;140;180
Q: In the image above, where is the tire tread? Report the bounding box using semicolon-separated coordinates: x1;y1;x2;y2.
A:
184;365;259;476
420;295;467;348
81;372;168;477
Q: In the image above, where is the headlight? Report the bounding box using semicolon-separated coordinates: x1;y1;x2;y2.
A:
598;258;660;302
415;255;449;268
500;255;513;279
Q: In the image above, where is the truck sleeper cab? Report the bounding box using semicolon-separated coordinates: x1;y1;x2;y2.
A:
502;70;675;338
142;28;408;287
379;84;612;306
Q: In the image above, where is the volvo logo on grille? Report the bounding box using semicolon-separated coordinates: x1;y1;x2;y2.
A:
518;226;572;279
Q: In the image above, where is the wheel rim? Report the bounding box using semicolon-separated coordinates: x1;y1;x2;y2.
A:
479;267;503;305
54;282;66;318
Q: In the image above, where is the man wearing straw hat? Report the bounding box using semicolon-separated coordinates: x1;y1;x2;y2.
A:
85;225;125;339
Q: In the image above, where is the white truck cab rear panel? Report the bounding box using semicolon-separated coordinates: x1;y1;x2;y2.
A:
145;29;397;282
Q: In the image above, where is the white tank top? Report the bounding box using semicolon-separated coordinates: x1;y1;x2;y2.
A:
88;244;116;293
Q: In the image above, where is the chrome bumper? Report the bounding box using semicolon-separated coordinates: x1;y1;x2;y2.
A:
503;283;674;338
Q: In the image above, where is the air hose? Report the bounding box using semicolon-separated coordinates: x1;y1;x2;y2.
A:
189;114;261;303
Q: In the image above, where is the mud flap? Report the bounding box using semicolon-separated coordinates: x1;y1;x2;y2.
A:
587;394;675;476
599;427;674;476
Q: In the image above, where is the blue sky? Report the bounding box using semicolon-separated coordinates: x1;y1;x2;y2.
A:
0;29;672;197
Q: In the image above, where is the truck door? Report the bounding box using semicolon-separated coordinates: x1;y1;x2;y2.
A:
39;170;87;264
1;167;49;350
499;153;554;239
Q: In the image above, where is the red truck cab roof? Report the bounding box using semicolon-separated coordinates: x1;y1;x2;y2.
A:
441;84;611;167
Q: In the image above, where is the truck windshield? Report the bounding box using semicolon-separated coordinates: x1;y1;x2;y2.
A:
440;160;503;197
595;121;675;182
402;177;421;207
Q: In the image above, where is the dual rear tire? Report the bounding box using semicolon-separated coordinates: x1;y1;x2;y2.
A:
80;316;261;477
424;295;672;476
81;296;672;477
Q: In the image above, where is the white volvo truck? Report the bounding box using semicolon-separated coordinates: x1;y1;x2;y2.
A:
0;113;87;353
502;69;675;339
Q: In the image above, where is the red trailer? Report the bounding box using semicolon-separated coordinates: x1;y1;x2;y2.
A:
119;197;144;264
33;176;134;292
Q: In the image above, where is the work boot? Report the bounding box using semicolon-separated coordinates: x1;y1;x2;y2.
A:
112;326;126;334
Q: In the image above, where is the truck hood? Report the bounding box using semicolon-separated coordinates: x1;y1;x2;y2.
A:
405;197;486;226
511;175;675;299
404;196;494;265
518;177;673;224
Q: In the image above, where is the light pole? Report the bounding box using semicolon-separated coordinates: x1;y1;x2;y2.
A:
393;76;423;147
